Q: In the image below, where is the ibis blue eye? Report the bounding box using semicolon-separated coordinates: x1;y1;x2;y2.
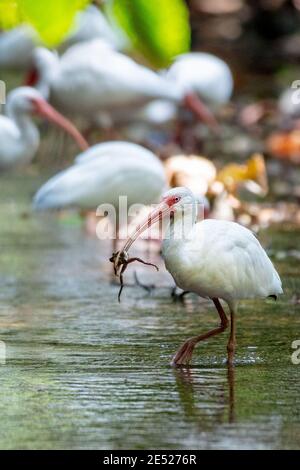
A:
174;197;180;203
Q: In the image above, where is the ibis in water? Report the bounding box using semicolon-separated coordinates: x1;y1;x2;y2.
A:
116;187;283;366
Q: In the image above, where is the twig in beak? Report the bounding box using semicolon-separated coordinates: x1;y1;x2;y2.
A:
109;251;159;302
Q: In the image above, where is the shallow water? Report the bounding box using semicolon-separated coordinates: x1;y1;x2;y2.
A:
0;173;299;450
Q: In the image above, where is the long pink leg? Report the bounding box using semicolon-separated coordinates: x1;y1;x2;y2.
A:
227;304;236;365
171;298;229;366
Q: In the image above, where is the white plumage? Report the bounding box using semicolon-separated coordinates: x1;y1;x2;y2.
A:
278;87;300;119
0;111;38;170
0;87;87;170
62;5;126;51
163;218;282;302
33;141;167;211
31;44;229;132
166;52;234;106
0;26;37;70
121;52;234;128
120;187;282;365
32;40;181;118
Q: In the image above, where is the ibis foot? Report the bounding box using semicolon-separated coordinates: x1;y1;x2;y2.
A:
171;338;196;366
171;300;229;367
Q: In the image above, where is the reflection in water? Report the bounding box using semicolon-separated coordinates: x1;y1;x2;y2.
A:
227;365;235;423
174;365;236;426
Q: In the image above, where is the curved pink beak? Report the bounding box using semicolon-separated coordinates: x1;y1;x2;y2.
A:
183;92;220;134
32;97;89;152
122;200;172;254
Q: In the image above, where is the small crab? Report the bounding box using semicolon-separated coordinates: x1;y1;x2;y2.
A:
109;250;159;302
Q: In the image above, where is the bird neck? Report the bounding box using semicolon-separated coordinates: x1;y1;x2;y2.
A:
7;106;39;152
34;50;59;98
163;205;197;250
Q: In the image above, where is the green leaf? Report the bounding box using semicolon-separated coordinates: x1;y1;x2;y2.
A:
108;0;191;67
0;0;22;29
18;0;90;47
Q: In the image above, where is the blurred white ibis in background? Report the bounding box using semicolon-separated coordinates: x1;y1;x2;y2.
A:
165;52;233;141
28;40;220;131
61;5;126;52
117;187;283;366
0;87;88;170
277;86;300;134
0;5;124;72
166;52;233;108
0;25;38;71
278;87;300;121
29;40;176;115
111;52;233;135
33;141;167;248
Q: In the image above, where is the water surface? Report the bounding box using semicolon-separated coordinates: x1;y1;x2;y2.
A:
0;174;299;449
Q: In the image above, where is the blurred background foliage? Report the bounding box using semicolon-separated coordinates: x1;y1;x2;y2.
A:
1;0;300;77
18;0;90;46
0;0;191;66
187;0;300;88
0;0;21;29
107;0;190;67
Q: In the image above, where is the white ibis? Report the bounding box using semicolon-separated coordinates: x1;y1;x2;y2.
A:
278;87;300;120
28;40;219;131
0;86;88;171
116;187;283;366
29;39;179;114
33;141;167;248
166;52;233;108
111;52;234;133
